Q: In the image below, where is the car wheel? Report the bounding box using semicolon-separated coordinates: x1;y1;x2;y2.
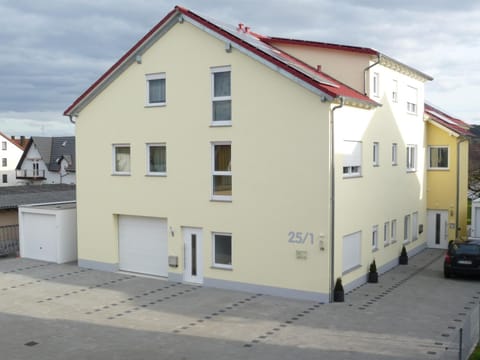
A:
444;270;451;278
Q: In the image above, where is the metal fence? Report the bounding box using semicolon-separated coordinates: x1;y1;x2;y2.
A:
440;301;480;360
0;225;19;256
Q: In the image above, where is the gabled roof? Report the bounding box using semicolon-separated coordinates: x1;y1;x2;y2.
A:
0;131;25;151
264;37;433;82
425;103;472;137
16;136;76;172
64;6;378;117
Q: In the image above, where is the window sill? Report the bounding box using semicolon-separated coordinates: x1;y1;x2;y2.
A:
384;242;390;248
145;103;166;108
210;121;232;127
211;265;233;271
372;247;378;253
343;174;362;179
145;173;167;177
211;195;232;202
112;173;131;176
406;169;416;173
428;168;449;171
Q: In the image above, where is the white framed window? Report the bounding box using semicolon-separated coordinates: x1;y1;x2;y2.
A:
373;142;379;166
212;142;232;201
392;143;398;166
342;231;361;273
211;66;231;125
112;144;131;175
1;158;6;167
212;232;232;269
372;225;378;251
384;221;390;245
145;73;166;106
392;79;398;103
372;72;380;97
1;174;7;183
406;145;417;172
391;219;397;243
412;212;418;241
406;85;418;114
342;140;362;178
146;143;166;175
404;214;410;243
428;146;449;169
1;141;6;150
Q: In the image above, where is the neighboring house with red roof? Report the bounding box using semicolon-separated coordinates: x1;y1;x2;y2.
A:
424;104;472;245
0;132;26;187
65;6;435;301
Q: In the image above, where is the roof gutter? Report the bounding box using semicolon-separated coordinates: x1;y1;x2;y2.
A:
363;54;381;96
329;96;344;302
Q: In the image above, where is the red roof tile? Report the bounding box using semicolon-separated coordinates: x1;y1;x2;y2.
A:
64;6;377;116
425;103;472;137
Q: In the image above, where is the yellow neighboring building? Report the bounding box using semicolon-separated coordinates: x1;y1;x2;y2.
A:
425;104;471;248
64;7;434;301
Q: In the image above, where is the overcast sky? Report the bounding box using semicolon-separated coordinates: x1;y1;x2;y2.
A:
1;0;479;136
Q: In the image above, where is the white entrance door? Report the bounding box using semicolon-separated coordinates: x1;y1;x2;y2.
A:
118;215;168;277
183;227;203;284
427;210;449;249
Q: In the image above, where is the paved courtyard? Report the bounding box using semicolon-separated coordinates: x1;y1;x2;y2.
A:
0;249;478;359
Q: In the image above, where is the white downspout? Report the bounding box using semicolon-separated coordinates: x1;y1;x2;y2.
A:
329;97;344;302
456;136;468;239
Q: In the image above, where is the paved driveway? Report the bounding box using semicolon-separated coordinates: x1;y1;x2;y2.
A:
0;249;478;360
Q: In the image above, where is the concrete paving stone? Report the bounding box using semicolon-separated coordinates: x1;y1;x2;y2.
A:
0;249;478;359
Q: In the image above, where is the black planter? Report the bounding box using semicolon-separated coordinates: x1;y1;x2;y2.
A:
368;271;378;283
399;255;408;265
333;289;344;302
333;278;344;302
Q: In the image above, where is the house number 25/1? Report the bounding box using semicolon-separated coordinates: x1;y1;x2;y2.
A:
288;231;315;245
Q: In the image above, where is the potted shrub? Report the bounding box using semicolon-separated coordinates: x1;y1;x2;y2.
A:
333;277;344;302
399;246;408;265
368;259;378;283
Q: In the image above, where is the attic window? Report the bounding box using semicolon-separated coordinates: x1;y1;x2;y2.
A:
146;73;166;106
211;66;231;125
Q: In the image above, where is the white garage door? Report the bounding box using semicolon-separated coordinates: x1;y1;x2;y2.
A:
21;213;57;262
118;215;168;277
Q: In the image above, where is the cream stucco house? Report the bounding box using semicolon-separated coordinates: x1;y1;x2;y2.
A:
64;6;434;301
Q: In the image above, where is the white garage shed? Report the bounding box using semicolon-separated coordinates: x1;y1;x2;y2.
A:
19;202;77;264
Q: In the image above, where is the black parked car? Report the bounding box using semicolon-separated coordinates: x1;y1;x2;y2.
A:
444;240;480;278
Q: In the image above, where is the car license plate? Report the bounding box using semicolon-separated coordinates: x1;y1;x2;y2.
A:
458;260;472;265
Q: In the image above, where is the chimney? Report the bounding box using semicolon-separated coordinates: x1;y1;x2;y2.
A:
238;23;244;31
20;136;25;146
317;65;322;72
11;135;15;140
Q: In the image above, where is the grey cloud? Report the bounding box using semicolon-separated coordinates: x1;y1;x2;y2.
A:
0;0;478;135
